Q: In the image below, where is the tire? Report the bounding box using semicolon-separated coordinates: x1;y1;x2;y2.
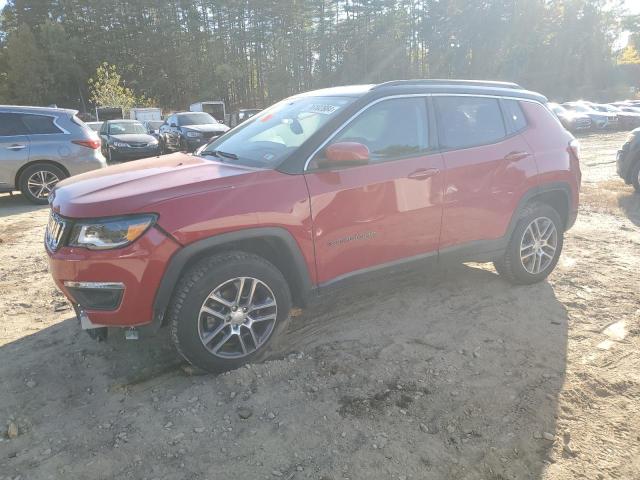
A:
19;163;67;205
168;251;292;373
493;202;564;285
631;160;640;193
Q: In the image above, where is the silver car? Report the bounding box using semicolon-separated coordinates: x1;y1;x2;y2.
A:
0;105;107;204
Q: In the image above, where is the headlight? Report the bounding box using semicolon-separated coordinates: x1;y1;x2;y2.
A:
68;214;157;250
186;131;201;138
148;138;158;145
112;141;129;148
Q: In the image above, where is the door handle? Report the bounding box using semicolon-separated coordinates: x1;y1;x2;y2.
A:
408;168;440;180
7;144;27;151
504;151;531;162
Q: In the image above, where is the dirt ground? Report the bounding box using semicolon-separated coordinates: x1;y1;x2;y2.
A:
0;132;639;480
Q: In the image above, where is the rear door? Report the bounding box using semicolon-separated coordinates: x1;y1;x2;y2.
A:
0;113;30;190
434;95;537;249
304;96;444;284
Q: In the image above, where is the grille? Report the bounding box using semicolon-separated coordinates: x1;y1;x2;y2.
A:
45;211;67;252
128;142;150;148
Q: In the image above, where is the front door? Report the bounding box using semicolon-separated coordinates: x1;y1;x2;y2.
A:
304;97;444;285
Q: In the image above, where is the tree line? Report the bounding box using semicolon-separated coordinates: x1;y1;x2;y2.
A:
0;0;638;114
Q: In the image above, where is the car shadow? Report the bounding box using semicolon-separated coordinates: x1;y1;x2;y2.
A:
618;191;640;226
0;263;567;479
0;193;47;218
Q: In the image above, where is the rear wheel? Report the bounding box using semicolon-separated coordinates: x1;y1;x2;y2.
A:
168;251;292;373
494;202;564;285
19;163;66;204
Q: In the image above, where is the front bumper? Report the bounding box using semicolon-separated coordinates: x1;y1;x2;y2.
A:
47;227;180;327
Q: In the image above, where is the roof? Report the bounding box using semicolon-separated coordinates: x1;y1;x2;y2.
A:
297;79;547;103
0;105;78;115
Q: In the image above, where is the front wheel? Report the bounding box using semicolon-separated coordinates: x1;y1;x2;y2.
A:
494;202;564;285
168;251;292;373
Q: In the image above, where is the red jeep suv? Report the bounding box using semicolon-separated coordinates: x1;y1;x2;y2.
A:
46;80;581;372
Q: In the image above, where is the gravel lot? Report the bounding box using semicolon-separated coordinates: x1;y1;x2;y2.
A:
0;132;639;480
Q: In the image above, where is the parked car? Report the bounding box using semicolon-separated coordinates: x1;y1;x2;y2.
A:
230;108;262;128
99;119;160;162
548;102;592;132
86;121;103;133
617;127;640;192
591;104;637;130
602;104;640;130
562;102;616;130
159;112;229;153
46;80;580;372
0;105;105;204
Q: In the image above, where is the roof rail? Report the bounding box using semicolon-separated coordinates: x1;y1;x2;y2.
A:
372;79;523;90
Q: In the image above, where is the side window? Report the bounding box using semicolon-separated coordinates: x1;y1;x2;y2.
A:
321;97;429;164
0;113;29;136
435;96;506;149
20;114;62;135
502;99;527;133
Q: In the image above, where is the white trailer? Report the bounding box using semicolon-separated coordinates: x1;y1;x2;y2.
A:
189;101;227;124
129;107;162;122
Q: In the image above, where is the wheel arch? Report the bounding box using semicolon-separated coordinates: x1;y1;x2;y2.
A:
15;160;70;188
152;227;314;329
509;183;572;235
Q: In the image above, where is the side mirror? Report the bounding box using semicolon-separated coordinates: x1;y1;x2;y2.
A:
318;142;369;168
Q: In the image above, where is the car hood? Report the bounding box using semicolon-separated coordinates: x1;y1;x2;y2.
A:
181;124;229;133
51;153;263;218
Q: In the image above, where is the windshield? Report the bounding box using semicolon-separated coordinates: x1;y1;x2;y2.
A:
198;95;354;168
178;113;216;126
146;121;163;130
109;122;146;134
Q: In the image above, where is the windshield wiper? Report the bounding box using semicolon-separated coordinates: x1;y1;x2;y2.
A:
202;149;238;160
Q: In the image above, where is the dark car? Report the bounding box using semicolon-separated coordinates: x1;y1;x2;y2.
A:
548;102;591;132
46;79;580;373
100;120;160;162
159;112;229;153
230;108;262;128
617;128;640;192
562;102;617;130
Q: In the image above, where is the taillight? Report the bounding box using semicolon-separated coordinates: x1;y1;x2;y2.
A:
569;139;580;161
72;139;101;149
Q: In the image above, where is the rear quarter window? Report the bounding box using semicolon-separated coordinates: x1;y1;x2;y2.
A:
20;114;63;135
502;99;527;133
435;96;506;149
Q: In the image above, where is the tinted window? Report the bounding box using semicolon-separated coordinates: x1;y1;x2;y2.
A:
328;97;429;163
0;113;29;136
436;96;506;149
503;99;527;132
20;114;62;134
178;113;216;126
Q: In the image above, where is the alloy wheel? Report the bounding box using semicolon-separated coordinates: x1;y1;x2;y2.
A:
198;277;277;359
519;216;558;275
27;170;60;200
